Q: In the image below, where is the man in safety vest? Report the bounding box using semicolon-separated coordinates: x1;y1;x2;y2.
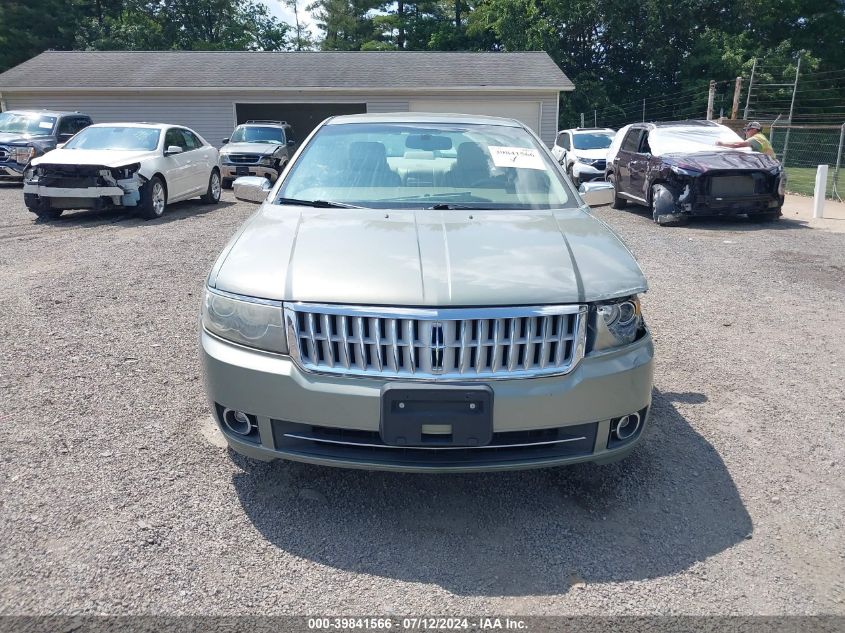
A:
716;121;775;157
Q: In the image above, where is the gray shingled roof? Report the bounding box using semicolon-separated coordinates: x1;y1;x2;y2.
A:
0;51;573;91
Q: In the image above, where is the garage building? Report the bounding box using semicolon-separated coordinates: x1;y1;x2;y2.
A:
0;51;573;147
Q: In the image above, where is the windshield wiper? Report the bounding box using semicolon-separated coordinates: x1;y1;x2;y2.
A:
276;197;363;209
428;203;495;210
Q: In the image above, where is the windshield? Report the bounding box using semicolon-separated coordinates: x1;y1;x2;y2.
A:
231;126;285;144
278;122;574;210
0;112;57;136
572;132;614;150
63;126;161;151
650;126;744;155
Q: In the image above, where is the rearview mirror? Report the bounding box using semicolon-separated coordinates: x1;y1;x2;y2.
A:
579;181;615;207
164;145;183;156
233;176;272;203
406;134;452;151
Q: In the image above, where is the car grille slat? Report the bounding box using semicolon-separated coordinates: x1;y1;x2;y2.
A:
286;304;587;380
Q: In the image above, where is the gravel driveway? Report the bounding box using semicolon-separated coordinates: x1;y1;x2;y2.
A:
0;185;843;616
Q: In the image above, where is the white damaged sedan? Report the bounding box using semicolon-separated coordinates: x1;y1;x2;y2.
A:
23;122;221;220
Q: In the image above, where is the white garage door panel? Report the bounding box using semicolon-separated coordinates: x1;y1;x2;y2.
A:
409;99;541;134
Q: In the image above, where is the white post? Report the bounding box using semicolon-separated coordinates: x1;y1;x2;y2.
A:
813;164;828;219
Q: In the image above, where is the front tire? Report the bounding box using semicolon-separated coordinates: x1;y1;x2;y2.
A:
221;178;233;190
567;164;580;187
651;184;688;226
201;169;222;204
608;174;627;209
749;210;782;222
24;193;62;220
139;176;167;219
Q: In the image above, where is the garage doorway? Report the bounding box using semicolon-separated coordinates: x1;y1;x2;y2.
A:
409;99;541;135
235;103;366;143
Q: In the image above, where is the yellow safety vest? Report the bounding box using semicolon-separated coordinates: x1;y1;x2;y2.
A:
749;132;775;157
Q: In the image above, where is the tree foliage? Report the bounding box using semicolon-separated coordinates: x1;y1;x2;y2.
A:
2;0;843;127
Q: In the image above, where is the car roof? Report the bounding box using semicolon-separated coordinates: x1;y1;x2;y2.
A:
563;127;615;134
4;109;88;117
636;120;721;129
85;122;184;130
237;121;291;128
326;112;524;127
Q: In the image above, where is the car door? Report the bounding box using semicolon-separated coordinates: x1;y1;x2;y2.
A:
628;131;653;201
179;128;212;193
613;128;644;199
552;132;569;164
161;128;193;200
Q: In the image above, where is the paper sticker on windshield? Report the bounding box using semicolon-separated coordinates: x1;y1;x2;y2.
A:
488;146;546;170
38;121;53;129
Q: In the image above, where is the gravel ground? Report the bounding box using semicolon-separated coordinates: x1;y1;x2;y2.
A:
0;184;843;616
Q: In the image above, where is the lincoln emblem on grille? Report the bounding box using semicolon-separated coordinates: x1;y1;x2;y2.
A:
429;322;445;373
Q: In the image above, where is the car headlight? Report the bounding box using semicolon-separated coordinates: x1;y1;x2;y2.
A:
259;156;275;166
202;288;288;354
576;156;594;164
11;146;35;164
670;165;701;177
590;296;643;351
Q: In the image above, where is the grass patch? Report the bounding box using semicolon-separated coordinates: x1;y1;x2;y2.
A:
784;166;843;198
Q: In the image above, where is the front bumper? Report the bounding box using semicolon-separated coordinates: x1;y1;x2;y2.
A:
200;328;654;472
0;161;25;181
220;163;280;181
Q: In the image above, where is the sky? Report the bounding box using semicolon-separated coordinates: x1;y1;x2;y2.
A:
260;0;319;38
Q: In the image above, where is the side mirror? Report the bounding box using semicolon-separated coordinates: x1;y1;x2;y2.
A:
287;139;296;147
579;181;615;207
164;145;183;156
222;138;229;144
233;176;272;203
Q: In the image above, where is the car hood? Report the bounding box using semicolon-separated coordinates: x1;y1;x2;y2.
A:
210;206;648;305
221;142;280;155
572;148;609;160
660;151;779;172
0;131;49;144
31;148;155;168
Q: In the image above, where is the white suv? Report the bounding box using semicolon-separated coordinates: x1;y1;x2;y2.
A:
551;128;616;186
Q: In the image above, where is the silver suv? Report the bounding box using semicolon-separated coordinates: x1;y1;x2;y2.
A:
201;113;653;473
219;120;295;188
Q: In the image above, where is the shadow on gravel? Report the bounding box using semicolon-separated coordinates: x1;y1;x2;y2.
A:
231;389;751;596
610;204;809;231
30;199;236;229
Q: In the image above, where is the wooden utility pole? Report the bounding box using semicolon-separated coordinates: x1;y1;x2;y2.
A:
706;80;716;120
731;77;743;119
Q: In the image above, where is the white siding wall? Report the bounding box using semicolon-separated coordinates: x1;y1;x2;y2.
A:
4;91;560;147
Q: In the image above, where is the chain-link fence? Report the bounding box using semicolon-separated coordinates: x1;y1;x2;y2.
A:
770;123;844;200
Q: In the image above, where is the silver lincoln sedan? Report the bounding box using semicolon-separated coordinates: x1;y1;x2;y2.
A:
200;113;654;472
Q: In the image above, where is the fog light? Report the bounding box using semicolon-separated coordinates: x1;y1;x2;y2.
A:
222;408;255;436
614;413;640;440
608;411;643;448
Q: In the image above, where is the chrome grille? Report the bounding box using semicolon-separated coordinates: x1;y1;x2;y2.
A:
227;154;261;164
285;303;587;379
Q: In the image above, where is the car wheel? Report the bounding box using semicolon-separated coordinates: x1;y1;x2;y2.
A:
651;184;688;226
608;174;627;209
139;176;167;219
24;194;62;220
201;169;222;204
221;178;233;190
566;164;580;187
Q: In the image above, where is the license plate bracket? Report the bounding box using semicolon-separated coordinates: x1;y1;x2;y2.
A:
380;384;493;447
236;166;250;176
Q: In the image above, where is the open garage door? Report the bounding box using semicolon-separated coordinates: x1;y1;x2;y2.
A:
409;99;541;134
235;102;366;143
